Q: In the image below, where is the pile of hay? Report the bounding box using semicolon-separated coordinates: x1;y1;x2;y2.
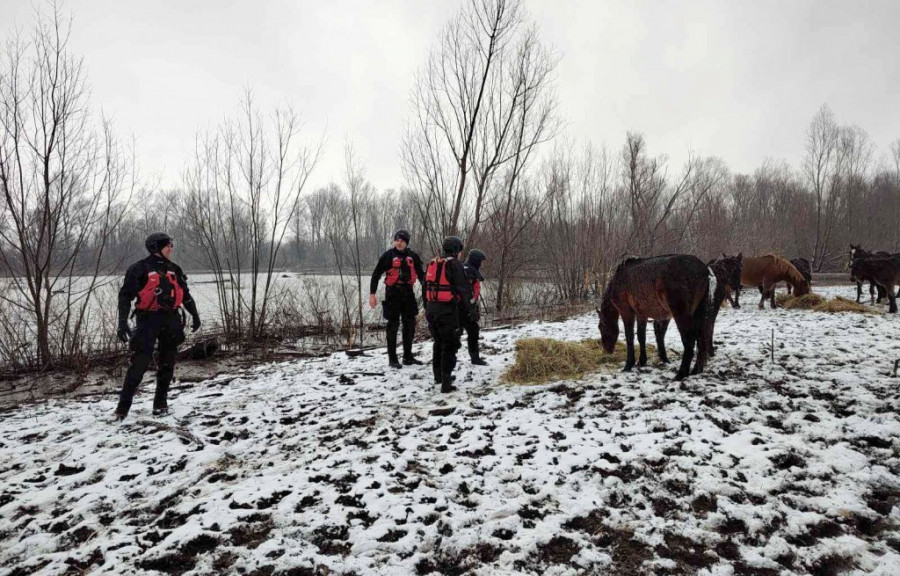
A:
776;293;876;314
503;338;655;384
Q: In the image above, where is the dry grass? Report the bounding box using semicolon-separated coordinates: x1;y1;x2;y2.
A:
503;338;656;385
776;293;877;314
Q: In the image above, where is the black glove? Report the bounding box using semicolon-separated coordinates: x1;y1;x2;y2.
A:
117;319;131;343
191;315;201;333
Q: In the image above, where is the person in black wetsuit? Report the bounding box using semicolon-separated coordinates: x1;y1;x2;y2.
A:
114;233;201;420
461;249;487;365
369;229;426;369
424;236;474;393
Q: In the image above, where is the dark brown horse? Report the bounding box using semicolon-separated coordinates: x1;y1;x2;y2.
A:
786;258;812;295
704;254;742;357
851;255;900;313
732;255;810;309
849;245;892;303
597;255;714;381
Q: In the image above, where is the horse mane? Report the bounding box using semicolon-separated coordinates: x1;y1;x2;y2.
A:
775;256;806;288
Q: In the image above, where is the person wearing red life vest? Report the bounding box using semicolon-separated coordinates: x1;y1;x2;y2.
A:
424;236;474;393
461;249;487;365
114;233;201;420
369;229;426;368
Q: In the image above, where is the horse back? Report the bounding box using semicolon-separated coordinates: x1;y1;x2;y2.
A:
609;255;710;320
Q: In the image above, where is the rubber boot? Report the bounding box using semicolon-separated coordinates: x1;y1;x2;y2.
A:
441;373;457;393
401;323;420;365
387;329;402;369
470;354;488;366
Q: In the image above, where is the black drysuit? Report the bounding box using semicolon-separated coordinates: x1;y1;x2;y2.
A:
461;262;483;361
424;256;473;382
370;248;426;362
116;255;198;416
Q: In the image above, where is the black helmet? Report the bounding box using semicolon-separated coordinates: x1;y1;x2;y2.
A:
393;229;411;243
466;248;486;269
145;232;173;254
442;236;464;256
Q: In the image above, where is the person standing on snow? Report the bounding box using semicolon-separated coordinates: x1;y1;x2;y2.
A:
369;229;426;369
461;249;487;365
114;233;201;420
424;236;474;393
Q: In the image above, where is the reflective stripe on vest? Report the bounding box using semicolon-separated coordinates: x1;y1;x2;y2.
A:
135;270;184;311
385;256;417;287
425;258;458;303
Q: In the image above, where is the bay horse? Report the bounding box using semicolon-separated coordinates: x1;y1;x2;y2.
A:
597;255;713;381
850;255;900;313
849;245;891;304
786;258;812;295
732;255;810;309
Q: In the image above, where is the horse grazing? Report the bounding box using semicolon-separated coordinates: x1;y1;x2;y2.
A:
597;255;714;381
849;245;891;303
850;255;900;313
732;255;810;309
787;258;812;295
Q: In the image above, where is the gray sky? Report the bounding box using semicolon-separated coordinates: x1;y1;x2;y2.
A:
3;0;899;190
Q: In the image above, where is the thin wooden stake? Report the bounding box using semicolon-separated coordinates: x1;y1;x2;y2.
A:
770;328;775;364
892;359;899;378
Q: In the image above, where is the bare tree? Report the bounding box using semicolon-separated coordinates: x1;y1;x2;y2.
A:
804;105;845;270
0;7;134;369
403;0;539;246
183;91;320;340
344;142;370;349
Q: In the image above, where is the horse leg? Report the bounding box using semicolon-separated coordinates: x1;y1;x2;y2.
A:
870;282;876;304
769;284;778;309
876;283;886;304
673;314;696;381
622;314;636;372
888;288;898;314
757;286;766;310
637;320;648;367
654;320;670;363
732;287;741;309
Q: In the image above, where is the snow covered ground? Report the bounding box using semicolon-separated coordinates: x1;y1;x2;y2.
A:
1;286;898;576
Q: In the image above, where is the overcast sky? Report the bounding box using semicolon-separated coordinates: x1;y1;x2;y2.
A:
3;0;899;191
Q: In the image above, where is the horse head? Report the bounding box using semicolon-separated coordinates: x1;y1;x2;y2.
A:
712;253;743;298
596;302;619;354
849;244;861;268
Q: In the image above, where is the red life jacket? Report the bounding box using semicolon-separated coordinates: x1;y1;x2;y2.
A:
135;269;184;312
425;257;458;303
471;279;481;302
385;256;417;287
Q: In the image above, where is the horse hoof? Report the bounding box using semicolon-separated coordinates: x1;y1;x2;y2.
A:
623;364;634;372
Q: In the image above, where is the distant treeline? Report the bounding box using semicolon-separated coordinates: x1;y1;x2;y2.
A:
1;0;898;371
